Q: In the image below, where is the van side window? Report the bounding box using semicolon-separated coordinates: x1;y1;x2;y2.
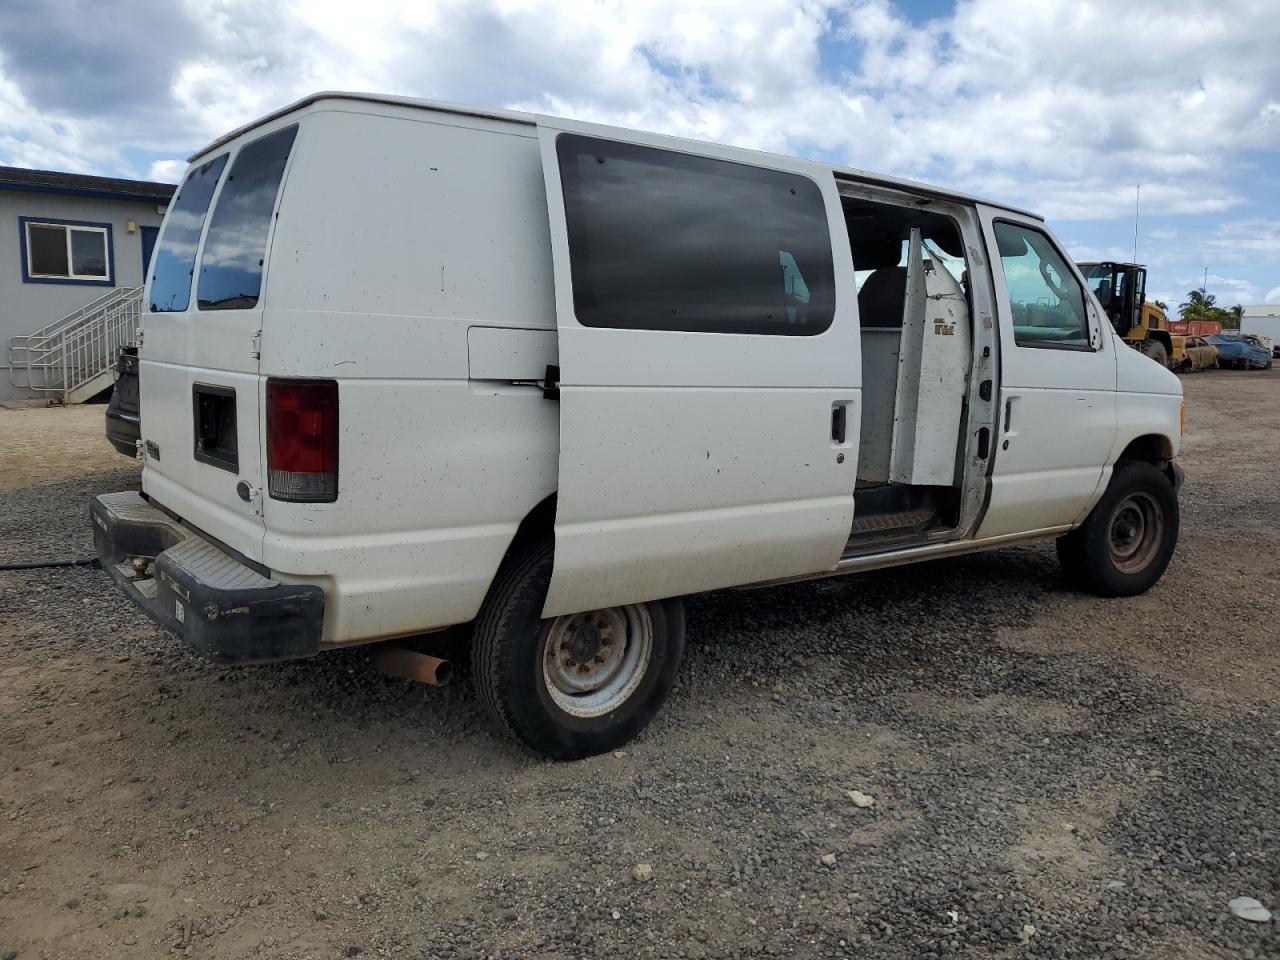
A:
197;125;298;311
148;154;228;312
557;135;835;335
994;221;1091;349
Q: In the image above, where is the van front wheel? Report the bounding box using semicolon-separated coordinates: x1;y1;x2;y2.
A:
471;540;685;760
1056;461;1179;596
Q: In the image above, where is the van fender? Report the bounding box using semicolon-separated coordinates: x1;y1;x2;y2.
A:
1072;424;1181;528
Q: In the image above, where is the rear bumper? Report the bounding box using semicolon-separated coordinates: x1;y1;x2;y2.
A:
90;492;324;664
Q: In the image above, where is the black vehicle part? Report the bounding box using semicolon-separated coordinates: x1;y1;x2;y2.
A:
1056;460;1179;597
106;345;141;458
472;538;685;760
90;492;323;664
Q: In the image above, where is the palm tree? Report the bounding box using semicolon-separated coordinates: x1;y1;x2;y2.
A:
1179;289;1216;319
1152;299;1168;311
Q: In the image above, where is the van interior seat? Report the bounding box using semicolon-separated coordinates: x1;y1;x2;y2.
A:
852;237;907;328
858;267;908;328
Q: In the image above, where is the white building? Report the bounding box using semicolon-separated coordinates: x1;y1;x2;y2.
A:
1242;304;1280;350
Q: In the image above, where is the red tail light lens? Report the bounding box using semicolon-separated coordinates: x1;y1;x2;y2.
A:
266;379;338;502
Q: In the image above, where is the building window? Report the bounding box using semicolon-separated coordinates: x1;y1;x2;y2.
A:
19;217;114;285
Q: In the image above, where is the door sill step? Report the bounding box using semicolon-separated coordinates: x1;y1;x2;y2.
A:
848;508;935;536
843;509;950;555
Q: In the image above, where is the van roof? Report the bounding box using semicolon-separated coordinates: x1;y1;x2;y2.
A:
192;90;1044;222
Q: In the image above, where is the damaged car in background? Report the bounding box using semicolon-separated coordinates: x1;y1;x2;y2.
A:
1207;333;1272;370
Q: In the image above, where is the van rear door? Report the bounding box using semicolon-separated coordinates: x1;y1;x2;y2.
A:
140;124;298;558
536;121;860;616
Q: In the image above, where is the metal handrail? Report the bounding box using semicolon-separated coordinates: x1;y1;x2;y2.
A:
7;286;143;400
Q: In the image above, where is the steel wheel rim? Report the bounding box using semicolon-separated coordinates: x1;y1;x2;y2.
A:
1107;491;1163;574
542;605;653;718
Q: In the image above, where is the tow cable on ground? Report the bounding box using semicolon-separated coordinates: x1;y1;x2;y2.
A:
0;557;101;571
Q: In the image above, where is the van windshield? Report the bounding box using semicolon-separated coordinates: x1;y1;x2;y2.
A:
148;154;228;312
198;125;297;311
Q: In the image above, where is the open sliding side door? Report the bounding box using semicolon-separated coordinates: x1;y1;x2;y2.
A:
536;119;861;617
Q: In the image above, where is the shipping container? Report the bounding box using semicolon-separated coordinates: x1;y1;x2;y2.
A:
1168;319;1222;336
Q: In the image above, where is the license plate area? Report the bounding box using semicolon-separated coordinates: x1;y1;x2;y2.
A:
193;383;239;472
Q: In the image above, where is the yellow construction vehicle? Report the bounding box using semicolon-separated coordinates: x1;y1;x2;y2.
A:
1078;261;1173;368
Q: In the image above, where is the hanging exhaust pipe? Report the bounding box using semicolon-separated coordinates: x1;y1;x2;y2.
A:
371;645;453;686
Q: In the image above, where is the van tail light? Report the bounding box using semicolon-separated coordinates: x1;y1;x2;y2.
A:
266;379;338;502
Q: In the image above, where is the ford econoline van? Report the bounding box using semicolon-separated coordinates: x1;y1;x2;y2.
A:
91;93;1184;759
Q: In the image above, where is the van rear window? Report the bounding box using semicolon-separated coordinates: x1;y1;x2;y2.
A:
557;135;835;336
148;154;227;312
198;125;298;311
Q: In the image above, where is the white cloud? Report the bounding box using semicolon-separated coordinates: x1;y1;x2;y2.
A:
1265;286;1280;303
1205;220;1280;263
1;0;1278;232
1168;272;1256;306
146;159;187;183
0;71;125;173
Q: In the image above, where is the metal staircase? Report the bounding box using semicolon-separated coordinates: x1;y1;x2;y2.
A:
8;286;142;404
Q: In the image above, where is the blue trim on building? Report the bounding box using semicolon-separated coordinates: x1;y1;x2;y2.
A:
18;215;116;287
0;181;170;205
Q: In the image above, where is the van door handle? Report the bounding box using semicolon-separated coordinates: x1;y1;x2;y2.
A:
1001;395;1019;451
1003;395;1023;434
831;403;847;444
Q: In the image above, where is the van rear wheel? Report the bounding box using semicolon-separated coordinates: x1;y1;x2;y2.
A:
1056;460;1179;596
471;539;685;760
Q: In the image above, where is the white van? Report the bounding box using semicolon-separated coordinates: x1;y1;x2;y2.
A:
91;93;1184;759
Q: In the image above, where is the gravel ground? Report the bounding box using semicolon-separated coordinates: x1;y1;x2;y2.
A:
0;404;125;492
1;369;1277;960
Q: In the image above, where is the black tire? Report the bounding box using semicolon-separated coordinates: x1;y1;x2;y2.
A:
471;539;685;760
1145;340;1169;369
1056;460;1179;597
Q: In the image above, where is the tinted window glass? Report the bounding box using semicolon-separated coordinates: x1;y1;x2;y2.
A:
994;221;1090;349
70;229;107;276
28;224;69;276
149;154;227;312
198;125;297;311
557;135;835;335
